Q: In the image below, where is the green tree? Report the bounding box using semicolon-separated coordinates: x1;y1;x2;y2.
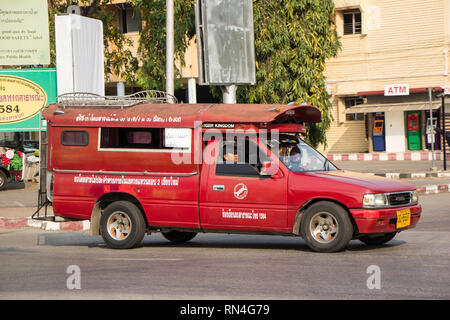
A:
239;0;340;147
133;0;195;91
47;0;138;84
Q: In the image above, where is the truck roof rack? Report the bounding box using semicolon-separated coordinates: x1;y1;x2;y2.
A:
57;90;178;108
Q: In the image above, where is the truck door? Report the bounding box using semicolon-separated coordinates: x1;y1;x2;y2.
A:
199;137;288;232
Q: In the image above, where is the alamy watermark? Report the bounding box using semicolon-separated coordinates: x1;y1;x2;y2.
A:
366;265;381;290
66;265;81;290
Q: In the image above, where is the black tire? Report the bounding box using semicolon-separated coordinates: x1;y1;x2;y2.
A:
359;232;397;246
100;201;146;249
300;201;354;253
162;231;197;243
0;170;7;191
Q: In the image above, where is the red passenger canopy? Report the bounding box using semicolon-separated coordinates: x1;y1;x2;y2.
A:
43;103;321;130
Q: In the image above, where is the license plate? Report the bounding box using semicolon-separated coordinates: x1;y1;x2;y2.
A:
396;208;411;229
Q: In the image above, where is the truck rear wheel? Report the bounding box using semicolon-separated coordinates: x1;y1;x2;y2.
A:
162;231;197;243
100;201;146;249
359;232;397;246
300;201;354;253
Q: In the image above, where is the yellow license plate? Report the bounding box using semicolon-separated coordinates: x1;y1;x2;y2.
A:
396;208;411;229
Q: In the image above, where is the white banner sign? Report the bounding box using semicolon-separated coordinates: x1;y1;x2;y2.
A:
164;128;192;150
0;0;50;65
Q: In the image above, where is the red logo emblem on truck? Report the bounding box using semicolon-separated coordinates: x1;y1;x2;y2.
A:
233;183;248;200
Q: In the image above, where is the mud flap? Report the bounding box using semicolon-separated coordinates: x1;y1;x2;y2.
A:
90;202;101;235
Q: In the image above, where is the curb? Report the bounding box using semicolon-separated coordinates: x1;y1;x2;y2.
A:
416;184;450;195
0;217;90;231
327;152;450;161
367;172;450;179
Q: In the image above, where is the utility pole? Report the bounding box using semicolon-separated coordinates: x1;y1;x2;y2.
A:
166;0;174;103
221;85;237;104
437;88;448;171
442;93;447;171
428;88;436;170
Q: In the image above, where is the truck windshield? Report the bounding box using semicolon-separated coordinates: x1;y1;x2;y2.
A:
265;134;338;173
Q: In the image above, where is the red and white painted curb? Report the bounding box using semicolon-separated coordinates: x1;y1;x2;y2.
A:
327;151;450;161
0;217;90;231
368;171;450;179
416;184;450;195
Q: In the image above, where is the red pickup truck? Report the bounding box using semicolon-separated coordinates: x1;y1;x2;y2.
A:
40;96;421;252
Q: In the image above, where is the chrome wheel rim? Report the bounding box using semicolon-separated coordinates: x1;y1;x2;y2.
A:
107;211;132;241
310;212;338;244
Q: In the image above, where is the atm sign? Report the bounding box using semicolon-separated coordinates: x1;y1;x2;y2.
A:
384;84;409;96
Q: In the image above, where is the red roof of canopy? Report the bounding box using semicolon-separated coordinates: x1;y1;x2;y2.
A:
42;103;321;128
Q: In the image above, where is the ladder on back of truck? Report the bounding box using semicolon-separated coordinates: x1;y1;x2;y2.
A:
31;126;54;221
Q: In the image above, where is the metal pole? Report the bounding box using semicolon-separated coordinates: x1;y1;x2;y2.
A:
221;84;237;104
188;78;197;104
166;0;174;103
117;82;125;97
442;94;447;170
428;88;435;168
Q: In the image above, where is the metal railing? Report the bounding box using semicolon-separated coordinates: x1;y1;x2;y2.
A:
57;90;178;109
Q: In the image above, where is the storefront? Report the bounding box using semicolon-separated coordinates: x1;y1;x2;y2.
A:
344;87;445;153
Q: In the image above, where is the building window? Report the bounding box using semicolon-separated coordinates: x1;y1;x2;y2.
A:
343;10;362;35
119;7;140;33
345;97;365;121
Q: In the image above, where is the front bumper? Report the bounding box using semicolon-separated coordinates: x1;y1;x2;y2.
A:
350;204;421;235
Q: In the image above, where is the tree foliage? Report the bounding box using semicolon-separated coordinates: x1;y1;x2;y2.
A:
133;0;195;91
47;0;138;84
239;0;340;147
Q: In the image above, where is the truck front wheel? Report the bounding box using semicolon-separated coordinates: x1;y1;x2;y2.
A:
100;201;146;249
300;201;354;253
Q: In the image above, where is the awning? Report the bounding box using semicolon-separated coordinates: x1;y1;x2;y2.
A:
345;101;442;114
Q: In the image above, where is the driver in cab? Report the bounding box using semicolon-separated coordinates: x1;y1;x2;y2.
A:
287;146;307;172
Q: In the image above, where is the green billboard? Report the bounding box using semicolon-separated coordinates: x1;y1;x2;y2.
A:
0;68;56;132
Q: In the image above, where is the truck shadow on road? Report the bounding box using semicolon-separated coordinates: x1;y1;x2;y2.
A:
35;232;407;253
3;181;25;190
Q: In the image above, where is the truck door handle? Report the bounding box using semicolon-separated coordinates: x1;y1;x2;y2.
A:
213;184;225;191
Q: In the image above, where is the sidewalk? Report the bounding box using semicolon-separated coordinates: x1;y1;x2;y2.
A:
0;182;90;231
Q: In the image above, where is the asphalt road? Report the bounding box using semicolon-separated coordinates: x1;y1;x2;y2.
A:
0;193;449;301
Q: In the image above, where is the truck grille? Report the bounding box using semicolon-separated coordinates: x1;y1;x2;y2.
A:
388;192;411;206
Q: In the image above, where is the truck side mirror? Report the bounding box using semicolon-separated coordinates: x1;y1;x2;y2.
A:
260;161;282;178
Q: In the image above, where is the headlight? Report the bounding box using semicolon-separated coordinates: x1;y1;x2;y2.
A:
411;190;419;204
363;193;388;208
